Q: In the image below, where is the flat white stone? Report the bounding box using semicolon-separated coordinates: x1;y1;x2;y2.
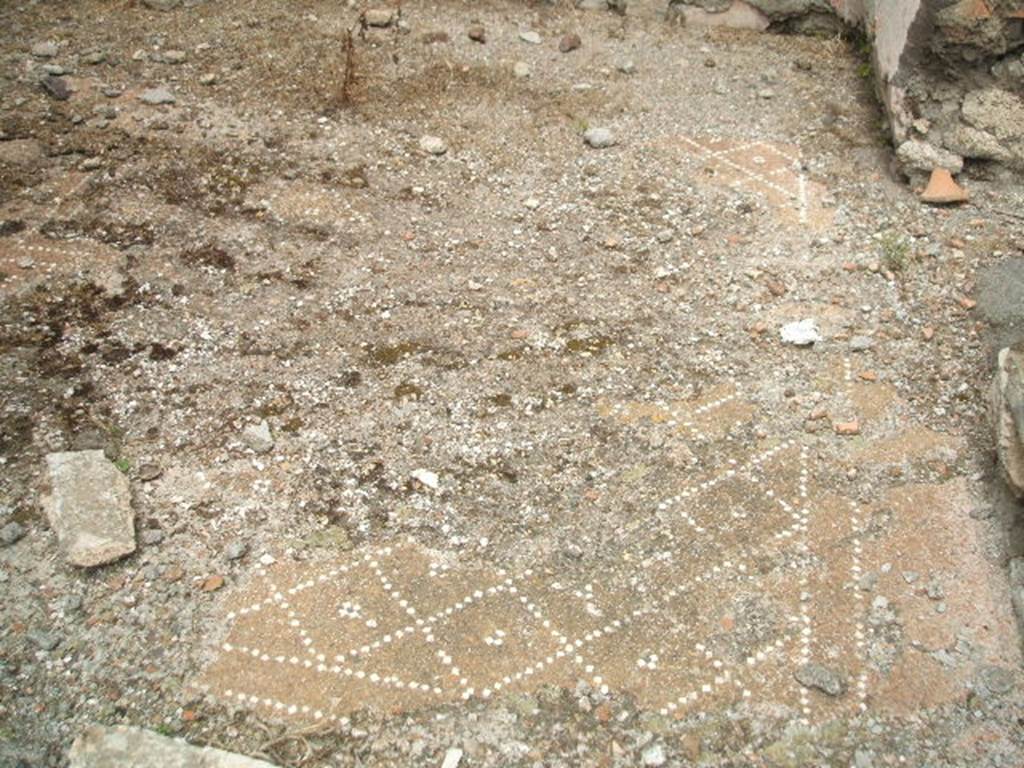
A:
242;420;274;454
411;468;440;489
780;319;822;347
68;725;277;767
42;450;135;568
583;127;617;149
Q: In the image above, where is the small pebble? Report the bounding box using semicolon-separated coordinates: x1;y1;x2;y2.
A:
29;632;61;651
849;335;873;352
0;522;26;547
31;42;58;59
583;127;616;149
141;529;164;546
139;87;175;105
60;594;83;613
559;33;581;53
419;135;448;155
137;463;162;481
225;541;248;561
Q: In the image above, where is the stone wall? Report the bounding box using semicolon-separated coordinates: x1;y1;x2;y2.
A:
663;0;1024;180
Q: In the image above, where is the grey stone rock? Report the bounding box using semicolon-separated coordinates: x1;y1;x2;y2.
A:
0;521;26;547
794;663;847;696
364;9;394;27
990;344;1024;497
946;124;1010;163
140;529;164;546
669;0;770;31
895;139;964;174
83;51;107;65
962;89;1024;139
957;88;1024;167
41;450;135;568
241;420;274;454
1010;557;1024;634
224;541;248;561
139;87;175;105
672;0;732;11
576;0;609;9
419;135;448;155
849;335;873;352
160;50;188;64
519;30;542;45
513;62;531;78
747;0;834;20
68;725;277;767
137;463;162;482
41;76;71;101
31;42;58;58
29;631;61;651
583;127;616;149
61;594;83;613
992;53;1024;83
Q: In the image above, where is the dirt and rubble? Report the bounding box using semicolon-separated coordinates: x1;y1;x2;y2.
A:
1;1;1023;767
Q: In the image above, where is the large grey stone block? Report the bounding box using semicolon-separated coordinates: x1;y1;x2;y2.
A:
68;725;277;768
41;450;135;567
991;345;1024;498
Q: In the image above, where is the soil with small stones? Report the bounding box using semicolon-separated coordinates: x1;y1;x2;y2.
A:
2;1;1024;767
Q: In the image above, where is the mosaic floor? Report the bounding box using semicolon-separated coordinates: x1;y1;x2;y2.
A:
197;355;1018;726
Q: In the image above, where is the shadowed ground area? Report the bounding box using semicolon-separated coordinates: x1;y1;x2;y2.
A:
1;1;1023;766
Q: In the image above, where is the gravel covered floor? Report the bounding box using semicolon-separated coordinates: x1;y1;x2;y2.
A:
2;1;1023;766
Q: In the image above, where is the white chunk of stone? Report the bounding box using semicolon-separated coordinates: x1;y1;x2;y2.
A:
419;135;448;155
583;127;617;148
42;450;135;568
68;725;278;768
780;319;822;347
242;420;274;454
364;8;394;27
411;469;440;489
